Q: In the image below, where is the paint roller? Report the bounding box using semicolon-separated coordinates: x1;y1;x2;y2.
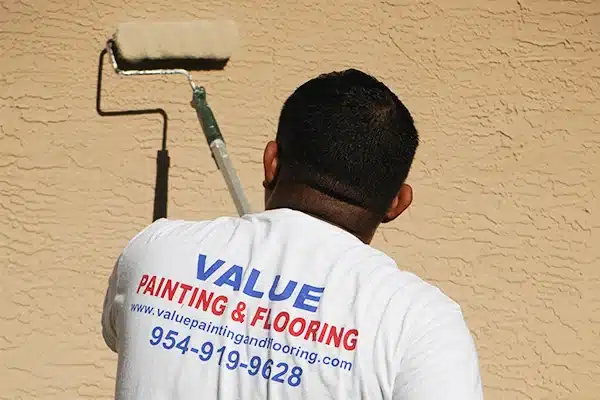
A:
105;20;251;216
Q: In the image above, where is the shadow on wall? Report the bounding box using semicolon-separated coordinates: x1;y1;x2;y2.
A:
95;47;170;223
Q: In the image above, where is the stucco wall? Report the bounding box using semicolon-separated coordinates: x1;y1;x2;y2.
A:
1;0;599;399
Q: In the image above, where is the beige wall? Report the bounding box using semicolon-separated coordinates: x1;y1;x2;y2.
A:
1;0;599;398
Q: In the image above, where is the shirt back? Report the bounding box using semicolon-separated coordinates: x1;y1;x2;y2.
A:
102;208;483;399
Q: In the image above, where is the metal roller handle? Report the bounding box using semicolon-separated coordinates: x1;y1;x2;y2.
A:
191;86;251;216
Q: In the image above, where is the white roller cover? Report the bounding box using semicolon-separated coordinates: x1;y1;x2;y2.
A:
114;20;238;61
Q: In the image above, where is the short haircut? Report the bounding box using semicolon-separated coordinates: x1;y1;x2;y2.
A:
275;68;419;215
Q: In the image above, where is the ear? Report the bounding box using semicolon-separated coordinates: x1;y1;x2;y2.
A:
382;184;413;223
262;140;279;189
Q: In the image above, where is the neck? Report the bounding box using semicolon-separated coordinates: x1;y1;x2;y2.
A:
265;184;381;244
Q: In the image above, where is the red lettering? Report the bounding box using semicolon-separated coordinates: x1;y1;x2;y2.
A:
251;307;269;326
263;309;272;329
304;320;321;342
326;326;343;347
161;279;179;300
188;287;199;307
273;311;290;332
155;277;165;296
136;274;149;293
142;276;156;295
212;295;228;316
289;317;306;337
178;284;192;304
317;322;329;342
194;289;214;311
343;329;359;350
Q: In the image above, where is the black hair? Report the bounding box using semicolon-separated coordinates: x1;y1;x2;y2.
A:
274;68;419;215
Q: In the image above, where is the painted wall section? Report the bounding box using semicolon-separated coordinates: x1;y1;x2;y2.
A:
1;0;599;399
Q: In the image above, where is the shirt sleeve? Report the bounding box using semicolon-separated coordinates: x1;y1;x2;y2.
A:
101;255;124;353
392;295;484;400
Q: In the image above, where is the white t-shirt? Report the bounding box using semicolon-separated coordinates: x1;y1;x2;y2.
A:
102;208;483;399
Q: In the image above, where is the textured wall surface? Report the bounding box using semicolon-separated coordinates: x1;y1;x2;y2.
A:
1;0;599;399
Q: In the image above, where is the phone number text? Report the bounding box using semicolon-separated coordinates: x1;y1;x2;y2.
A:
149;325;303;387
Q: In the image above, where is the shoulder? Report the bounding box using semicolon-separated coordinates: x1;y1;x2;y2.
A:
361;249;468;345
357;247;461;311
386;276;482;397
122;216;236;249
379;262;466;339
349;247;465;334
117;217;219;262
370;259;482;397
363;247;461;310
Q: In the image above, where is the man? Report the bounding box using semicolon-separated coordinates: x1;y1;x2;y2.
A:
101;68;484;399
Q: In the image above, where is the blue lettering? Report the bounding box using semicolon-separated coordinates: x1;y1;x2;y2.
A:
213;265;243;290
195;254;324;312
197;254;226;280
269;275;297;301
293;285;324;312
242;269;265;298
